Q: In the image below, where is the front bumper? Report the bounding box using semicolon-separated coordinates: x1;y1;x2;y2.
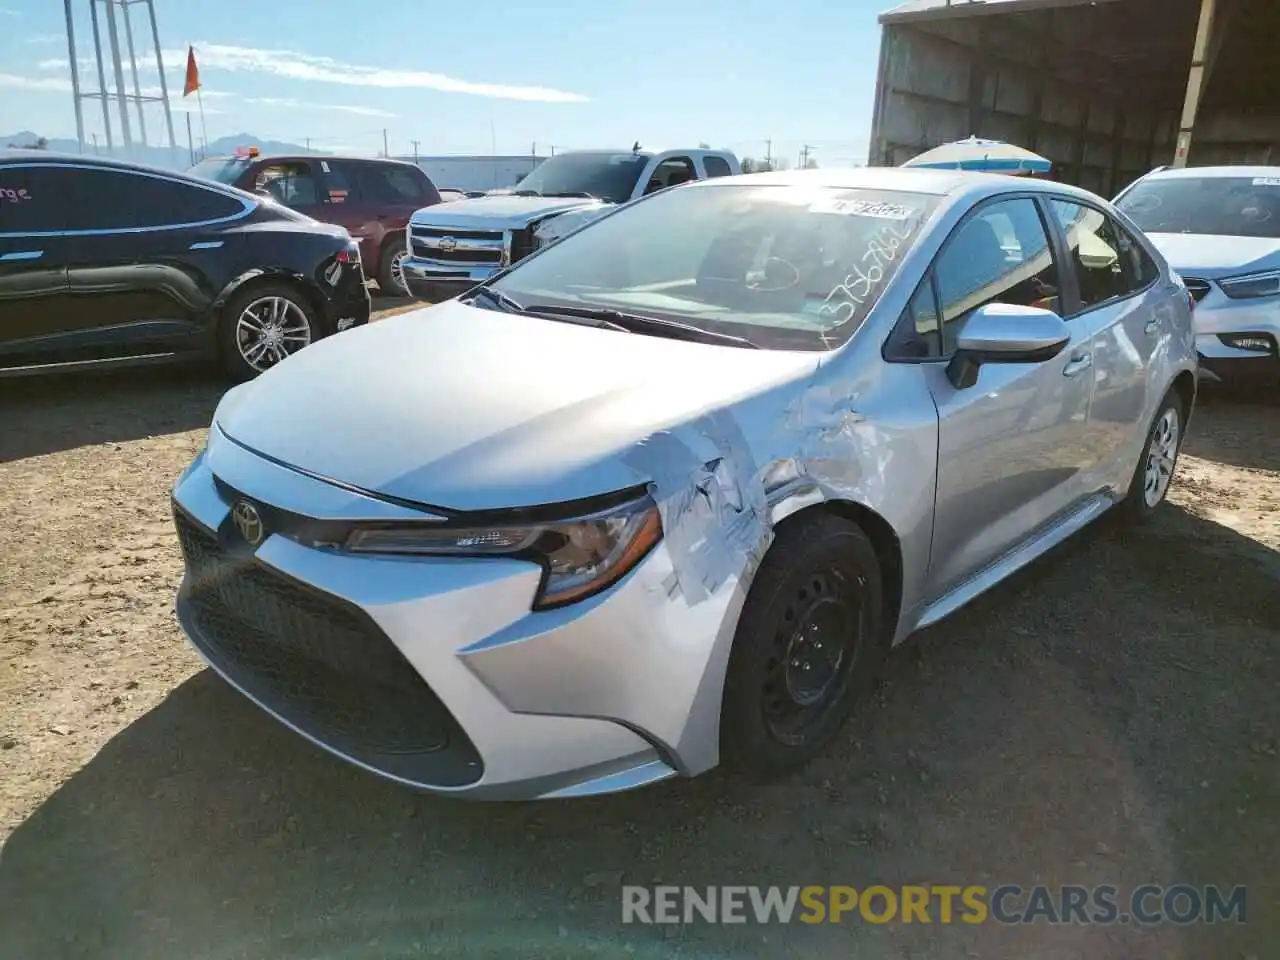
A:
170;427;745;800
401;256;497;303
1186;278;1280;383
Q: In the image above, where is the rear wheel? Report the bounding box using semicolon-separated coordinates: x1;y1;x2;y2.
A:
218;283;321;381
720;513;885;780
377;236;409;297
1117;391;1184;524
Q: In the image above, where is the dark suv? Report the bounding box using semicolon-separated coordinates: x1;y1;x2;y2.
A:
0;151;370;381
190;151;441;296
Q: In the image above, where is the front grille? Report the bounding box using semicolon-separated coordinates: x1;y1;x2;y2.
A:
173;505;483;786
409;225;504;265
1183;277;1212;302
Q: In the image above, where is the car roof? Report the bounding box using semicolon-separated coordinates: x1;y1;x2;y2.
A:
1137;165;1280;181
0;148;261;201
685;165;1109;205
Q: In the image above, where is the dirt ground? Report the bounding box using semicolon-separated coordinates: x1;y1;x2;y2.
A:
0;320;1276;958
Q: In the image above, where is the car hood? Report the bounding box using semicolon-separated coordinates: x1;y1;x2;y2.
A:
409;194;612;232
1145;233;1280;279
214;301;819;512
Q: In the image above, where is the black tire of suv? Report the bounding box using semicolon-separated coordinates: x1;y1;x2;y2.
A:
377;236;409;297
1116;390;1185;525
217;282;325;383
720;512;886;781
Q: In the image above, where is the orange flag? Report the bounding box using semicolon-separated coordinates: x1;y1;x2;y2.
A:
183;45;200;97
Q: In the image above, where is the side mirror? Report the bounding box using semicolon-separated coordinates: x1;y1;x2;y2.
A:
946;303;1070;389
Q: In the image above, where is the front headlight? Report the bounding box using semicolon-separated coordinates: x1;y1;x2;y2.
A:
1218;269;1280;300
343;493;663;610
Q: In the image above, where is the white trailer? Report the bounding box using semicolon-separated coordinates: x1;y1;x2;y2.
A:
395;155;547;193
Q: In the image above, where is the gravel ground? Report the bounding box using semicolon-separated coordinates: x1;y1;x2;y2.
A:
0;330;1276;959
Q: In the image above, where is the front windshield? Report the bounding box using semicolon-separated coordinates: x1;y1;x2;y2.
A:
1117;175;1280;238
513;152;649;203
489;183;939;350
187;157;250;185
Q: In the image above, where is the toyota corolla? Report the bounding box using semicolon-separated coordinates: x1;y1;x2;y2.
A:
171;167;1197;800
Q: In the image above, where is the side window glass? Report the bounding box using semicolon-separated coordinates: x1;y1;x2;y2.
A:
320;161;356;204
0;166;74;233
63;169;244;231
254;162;318;207
702;156;733;179
644;157;696;195
1050;200;1149;311
934;197;1062;354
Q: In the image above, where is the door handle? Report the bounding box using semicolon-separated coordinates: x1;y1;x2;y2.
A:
0;250;43;262
1063;352;1093;378
1144;318;1160;336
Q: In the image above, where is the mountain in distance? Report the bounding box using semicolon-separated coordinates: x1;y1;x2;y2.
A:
2;130;322;170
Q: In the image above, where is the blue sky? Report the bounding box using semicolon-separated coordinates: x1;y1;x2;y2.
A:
0;0;890;165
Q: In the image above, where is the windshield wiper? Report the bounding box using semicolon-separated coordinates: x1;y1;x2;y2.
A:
543;191;596;199
468;286;526;313
511;189;541;197
522;304;759;348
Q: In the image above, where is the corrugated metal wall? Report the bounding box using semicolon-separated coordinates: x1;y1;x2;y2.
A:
869;19;1179;194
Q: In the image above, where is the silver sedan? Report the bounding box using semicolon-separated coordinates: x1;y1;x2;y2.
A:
171;167;1198;800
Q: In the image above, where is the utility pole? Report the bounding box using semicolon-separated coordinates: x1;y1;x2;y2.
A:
382;127;389;158
799;144;813;168
304;136;311;151
91;132;100;154
410;139;420;162
765;138;773;170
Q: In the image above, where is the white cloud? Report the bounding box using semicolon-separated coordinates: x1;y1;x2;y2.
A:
244;96;394;118
0;6;21;16
25;33;60;44
0;73;72;92
169;43;589;103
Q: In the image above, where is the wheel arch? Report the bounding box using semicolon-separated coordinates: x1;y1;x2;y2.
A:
771;499;905;648
213;268;328;329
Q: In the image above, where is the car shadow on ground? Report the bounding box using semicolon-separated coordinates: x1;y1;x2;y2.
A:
1183;388;1280;472
0;366;228;465
1;505;1275;960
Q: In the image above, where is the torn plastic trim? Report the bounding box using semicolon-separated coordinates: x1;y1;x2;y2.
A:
623;408;773;606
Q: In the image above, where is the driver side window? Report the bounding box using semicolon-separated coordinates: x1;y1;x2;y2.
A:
253;162;318;208
643;157;696;195
933;197;1062;355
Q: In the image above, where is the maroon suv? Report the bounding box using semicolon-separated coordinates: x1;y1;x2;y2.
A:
189;150;441;296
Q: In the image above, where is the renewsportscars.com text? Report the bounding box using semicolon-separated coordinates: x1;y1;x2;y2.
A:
621;884;1247;926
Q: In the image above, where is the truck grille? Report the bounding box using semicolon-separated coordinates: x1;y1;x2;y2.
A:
173;505;483;787
1182;277;1212;302
409;225;504;265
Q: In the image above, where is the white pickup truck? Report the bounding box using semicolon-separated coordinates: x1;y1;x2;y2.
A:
400;147;741;302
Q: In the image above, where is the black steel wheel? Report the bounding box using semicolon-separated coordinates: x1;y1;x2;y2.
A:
721;512;885;779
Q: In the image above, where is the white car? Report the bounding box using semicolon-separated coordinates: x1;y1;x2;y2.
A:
1115;165;1280;383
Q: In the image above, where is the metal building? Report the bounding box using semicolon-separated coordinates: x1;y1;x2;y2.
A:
869;0;1279;194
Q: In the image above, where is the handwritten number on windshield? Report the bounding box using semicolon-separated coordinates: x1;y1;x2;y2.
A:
818;219;916;326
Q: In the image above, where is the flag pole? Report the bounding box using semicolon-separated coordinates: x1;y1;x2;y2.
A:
196;88;208;160
186;111;194;166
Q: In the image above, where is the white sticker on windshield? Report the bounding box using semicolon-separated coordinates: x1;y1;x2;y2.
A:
321;161;331;172
809;198;915;219
1253;177;1280;186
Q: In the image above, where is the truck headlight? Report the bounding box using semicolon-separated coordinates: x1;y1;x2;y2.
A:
1218;270;1280;300
343;493;662;609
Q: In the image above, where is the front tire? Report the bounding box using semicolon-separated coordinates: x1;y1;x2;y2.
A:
377;236;409;297
218;283;321;382
720;513;885;780
1117;390;1184;524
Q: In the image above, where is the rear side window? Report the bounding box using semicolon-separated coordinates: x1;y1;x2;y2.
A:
1050;200;1155;312
56;168;246;231
0;165;77;233
356;163;434;204
703;156;734;178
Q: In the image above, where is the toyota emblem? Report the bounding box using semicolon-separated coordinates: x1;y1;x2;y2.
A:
231;500;265;546
438;235;458;253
